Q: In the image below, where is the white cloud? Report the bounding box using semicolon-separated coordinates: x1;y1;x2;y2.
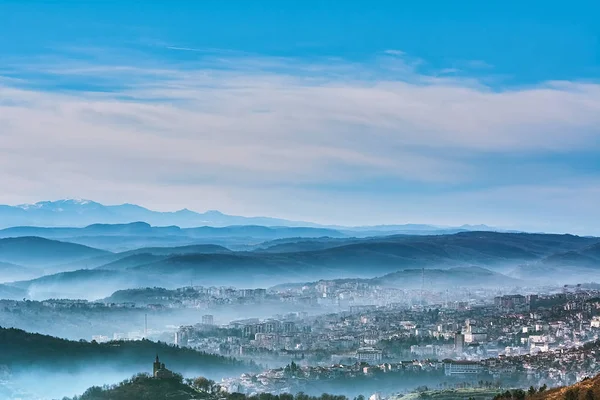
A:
0;54;599;231
383;49;406;56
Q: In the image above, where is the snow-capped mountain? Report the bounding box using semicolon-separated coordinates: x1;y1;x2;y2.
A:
18;199;102;212
0;199;506;233
0;199;311;228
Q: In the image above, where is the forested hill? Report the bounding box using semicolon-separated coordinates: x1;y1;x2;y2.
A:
0;326;254;376
67;373;350;400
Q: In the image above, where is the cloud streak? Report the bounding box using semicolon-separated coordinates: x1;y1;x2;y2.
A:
0;53;599;232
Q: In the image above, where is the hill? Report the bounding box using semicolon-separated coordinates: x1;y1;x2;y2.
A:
0;326;253;375
373;266;521;288
0;283;26;300
540;242;600;268
120;244;234;257
67;374;201;400
144;232;599;275
9;269;142;300
66;375;352;400
0;222;347;241
256;237;354;253
9;231;600;300
0;326;256;400
0;237;111;268
0;221;348;251
495;373;600;400
97;253;168;270
0;261;37;282
271;266;521;292
30;243;235;272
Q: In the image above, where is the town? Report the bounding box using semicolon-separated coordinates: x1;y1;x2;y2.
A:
5;280;598;398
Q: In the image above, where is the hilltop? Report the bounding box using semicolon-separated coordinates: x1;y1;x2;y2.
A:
0;326;253;376
67;373;201;400
270;266;522;292
65;373;350;400
0;236;110;268
524;374;600;400
5;230;599;300
0;222;348;252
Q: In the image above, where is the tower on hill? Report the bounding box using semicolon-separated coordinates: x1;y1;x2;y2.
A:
153;355;175;379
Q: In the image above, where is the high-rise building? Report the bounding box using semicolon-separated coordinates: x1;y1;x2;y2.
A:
202;314;214;325
454;331;465;353
175;330;188;347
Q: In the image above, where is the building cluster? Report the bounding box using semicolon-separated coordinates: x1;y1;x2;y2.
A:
153;285;600;396
220;360;445;395
168;287;600;369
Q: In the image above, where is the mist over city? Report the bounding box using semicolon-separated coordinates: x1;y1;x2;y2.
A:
2;1;600;400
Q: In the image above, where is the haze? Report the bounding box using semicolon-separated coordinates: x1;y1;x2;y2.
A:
1;2;600;400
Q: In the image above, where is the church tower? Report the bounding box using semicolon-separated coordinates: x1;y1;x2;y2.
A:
153;355;161;376
152;354;175;379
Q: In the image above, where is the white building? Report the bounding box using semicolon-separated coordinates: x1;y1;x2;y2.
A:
444;361;483;376
356;347;383;362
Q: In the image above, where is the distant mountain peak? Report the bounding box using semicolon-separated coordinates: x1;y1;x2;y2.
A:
118;203;150;209
459;224;494;230
40;198;94;205
174;208;197;215
203;210;224;216
17;198;99;210
1;199;518;233
2;199;315;228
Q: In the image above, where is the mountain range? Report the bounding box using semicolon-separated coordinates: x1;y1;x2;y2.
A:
0;199;502;234
0;199;313;229
1;230;599;300
0;221;348;251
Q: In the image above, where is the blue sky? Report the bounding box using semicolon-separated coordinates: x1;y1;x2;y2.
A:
0;1;599;233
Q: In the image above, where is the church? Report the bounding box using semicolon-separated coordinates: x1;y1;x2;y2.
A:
153;355;175;379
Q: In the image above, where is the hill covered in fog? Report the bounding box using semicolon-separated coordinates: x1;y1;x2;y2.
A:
0;236;110;268
0;326;253;375
0;221;347;252
269;266;522;292
1;229;598;300
0;326;257;400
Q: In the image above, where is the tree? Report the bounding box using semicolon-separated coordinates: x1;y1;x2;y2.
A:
586;389;595;400
192;376;214;392
529;386;537;396
229;393;247;400
565;388;580;400
512;389;526;400
539;384;548;393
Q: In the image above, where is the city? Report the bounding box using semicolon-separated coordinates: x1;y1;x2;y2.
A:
4;278;600;398
2;1;600;399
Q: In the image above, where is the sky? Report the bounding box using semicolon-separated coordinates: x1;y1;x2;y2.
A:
0;0;599;234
